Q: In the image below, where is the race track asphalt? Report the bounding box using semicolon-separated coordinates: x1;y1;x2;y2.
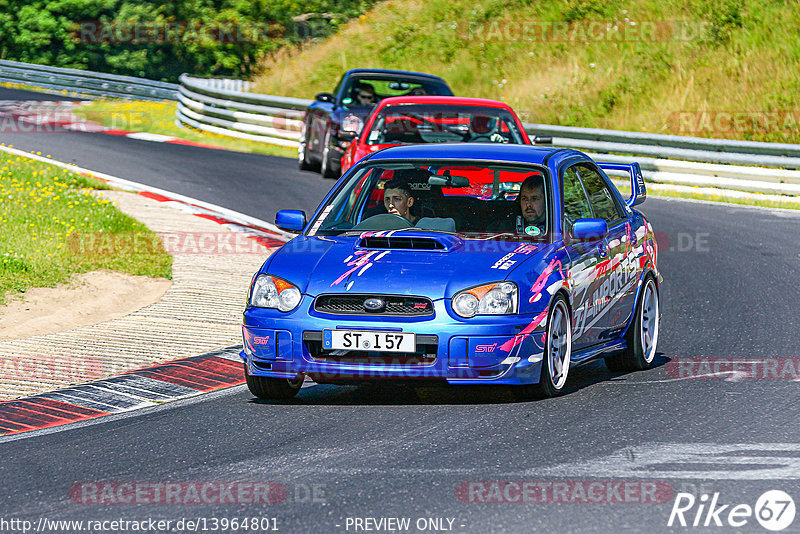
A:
1;87;799;533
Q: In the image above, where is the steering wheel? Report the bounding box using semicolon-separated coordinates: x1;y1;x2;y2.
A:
352;213;413;231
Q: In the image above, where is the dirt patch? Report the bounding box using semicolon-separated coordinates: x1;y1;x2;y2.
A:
0;270;171;341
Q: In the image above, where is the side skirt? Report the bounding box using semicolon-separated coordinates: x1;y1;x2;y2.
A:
570;339;628;367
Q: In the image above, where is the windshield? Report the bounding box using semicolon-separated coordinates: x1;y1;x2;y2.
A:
341;77;451;109
307;161;550;240
366;105;527;145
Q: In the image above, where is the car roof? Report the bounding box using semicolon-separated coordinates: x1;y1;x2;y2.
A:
375;96;514;110
365;143;577;166
344;68;447;82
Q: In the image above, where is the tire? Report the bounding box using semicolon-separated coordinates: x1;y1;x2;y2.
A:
245;365;303;400
605;275;660;372
298;122;314;171
320;128;340;179
514;295;572;399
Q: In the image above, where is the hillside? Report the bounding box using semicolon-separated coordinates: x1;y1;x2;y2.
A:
252;0;800;143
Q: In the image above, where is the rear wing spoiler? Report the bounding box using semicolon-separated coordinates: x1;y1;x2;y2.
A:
597;162;646;207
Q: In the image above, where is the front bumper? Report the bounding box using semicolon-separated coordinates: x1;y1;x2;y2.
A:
241;296;546;385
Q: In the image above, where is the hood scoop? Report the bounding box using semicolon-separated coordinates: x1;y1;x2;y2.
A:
356;231;463;252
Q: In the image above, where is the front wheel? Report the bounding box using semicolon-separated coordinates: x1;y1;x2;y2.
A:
605;275;660;371
320;128;340;179
245;365;303;399
514;295;572;399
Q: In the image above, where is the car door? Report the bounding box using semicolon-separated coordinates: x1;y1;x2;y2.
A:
561;164;606;350
575;164;637;338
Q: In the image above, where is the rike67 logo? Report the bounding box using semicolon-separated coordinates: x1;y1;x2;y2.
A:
668;490;796;531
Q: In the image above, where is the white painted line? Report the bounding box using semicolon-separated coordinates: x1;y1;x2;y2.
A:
125;132;177;142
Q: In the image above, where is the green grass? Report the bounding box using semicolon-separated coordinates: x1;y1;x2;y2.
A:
253;0;800;144
73;100;297;158
0;150;172;304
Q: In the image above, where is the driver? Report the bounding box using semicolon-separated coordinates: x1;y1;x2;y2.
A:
518;173;546;230
486;173;546;234
469;115;506;143
383;177;418;225
355;83;378;107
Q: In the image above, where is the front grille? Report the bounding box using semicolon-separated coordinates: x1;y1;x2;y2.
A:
314;294;434;316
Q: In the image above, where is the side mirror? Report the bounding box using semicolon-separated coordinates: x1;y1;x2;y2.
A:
337;130;357;142
532;135;553;144
275;210;306;232
572;219;608;242
315;92;335;103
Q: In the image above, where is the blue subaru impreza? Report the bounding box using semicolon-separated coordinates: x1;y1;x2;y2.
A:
242;144;660;399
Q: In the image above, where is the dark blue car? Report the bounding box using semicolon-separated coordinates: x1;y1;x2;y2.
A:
298;68;453;178
244;144;660;399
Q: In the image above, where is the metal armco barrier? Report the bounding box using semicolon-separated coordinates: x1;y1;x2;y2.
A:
0;60;178;100
175;74;310;146
3;60;800;195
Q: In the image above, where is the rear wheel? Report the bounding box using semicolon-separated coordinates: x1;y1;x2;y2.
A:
320;128;340;179
514;295;572;399
605;276;659;371
245;365;303;399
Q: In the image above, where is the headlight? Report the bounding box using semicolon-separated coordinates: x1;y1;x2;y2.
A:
249;274;302;312
452;282;518;318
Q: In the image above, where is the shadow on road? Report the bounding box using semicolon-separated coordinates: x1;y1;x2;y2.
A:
248;354;670;406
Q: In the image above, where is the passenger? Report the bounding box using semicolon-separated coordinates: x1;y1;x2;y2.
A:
383;177;418;225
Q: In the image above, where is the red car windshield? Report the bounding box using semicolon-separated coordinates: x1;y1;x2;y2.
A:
365;105;527;145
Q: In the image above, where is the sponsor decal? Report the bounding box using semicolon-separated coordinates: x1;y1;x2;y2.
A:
524;226;541;236
572;243;640;338
490;244;538;270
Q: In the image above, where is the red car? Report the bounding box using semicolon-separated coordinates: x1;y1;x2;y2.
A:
340;96;535;174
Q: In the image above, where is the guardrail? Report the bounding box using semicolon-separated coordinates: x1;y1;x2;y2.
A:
3;60;799;195
0;60;178;101
175;74;310;147
528;123;800;169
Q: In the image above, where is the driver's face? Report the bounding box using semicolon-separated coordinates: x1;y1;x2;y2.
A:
384;188;414;221
519;185;545;224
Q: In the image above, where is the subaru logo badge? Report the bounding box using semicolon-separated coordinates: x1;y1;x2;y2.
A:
363;298;385;311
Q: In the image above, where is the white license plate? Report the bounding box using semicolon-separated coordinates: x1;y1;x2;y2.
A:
323;330;416;353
